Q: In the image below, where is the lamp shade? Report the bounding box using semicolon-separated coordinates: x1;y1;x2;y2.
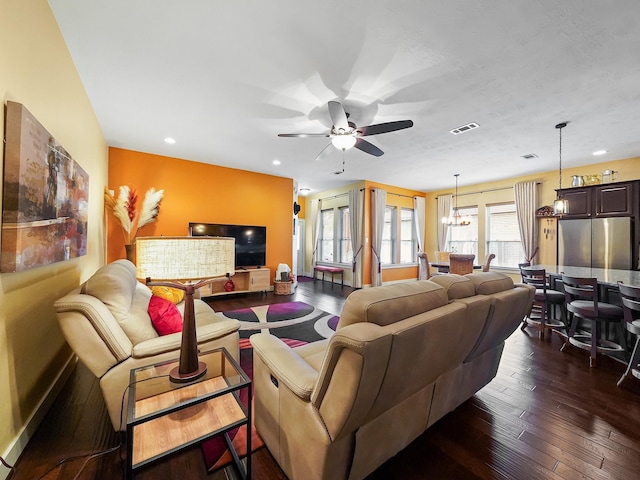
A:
135;236;235;281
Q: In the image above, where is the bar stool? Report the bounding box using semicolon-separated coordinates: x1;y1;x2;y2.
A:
561;275;626;367
519;267;566;339
617;283;640;387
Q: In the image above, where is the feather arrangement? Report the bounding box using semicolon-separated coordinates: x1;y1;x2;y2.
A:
104;186;164;244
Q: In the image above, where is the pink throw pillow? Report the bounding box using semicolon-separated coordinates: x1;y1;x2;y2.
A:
148;295;183;336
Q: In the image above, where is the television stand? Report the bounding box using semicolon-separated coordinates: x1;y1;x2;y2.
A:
198;268;270;297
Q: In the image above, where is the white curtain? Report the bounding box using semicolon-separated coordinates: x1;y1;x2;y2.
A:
514;181;538;263
349;188;365;288
437;194;452;251
413;196;426;279
311;198;322;265
370;188;387;287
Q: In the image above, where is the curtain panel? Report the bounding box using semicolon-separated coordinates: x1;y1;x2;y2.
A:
370;188;387;287
349;188;365;288
437;194;452;251
514;181;538;263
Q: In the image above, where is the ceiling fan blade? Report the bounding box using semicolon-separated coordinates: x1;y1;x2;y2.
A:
354;138;384;157
278;133;330;138
314;143;335;161
357;120;414;136
328;101;349;131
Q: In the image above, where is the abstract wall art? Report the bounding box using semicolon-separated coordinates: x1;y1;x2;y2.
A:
1;101;89;272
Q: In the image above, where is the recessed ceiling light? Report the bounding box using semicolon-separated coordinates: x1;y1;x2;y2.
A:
272;160;281;165
592;150;607;156
164;137;176;144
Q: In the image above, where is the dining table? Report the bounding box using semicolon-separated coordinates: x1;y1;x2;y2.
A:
429;262;483;273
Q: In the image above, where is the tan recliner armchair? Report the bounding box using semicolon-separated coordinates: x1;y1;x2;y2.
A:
54;260;240;431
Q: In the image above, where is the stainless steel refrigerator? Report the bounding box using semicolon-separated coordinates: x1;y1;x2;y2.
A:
558;217;633;269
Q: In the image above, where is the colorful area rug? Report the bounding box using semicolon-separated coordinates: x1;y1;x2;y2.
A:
202;301;339;472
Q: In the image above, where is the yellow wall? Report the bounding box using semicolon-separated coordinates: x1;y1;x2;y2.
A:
108;148;294;279
0;0;108;468
424;157;640;278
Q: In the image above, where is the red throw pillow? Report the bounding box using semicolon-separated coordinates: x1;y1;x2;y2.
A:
148;295;183;336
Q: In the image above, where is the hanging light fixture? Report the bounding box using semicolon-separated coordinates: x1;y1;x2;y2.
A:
553;122;569;215
448;174;471;226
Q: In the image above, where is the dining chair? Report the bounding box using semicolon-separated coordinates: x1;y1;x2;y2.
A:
617;283;640;387
448;253;475;275
560;275;626;367
434;251;450;273
519;267;566;339
482;253;496;272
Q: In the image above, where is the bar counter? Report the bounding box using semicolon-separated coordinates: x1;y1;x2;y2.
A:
531;264;640;288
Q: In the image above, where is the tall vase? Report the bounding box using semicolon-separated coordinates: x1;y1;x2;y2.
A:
125;244;135;263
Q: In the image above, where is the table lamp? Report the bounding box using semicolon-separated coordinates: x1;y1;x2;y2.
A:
135;236;235;383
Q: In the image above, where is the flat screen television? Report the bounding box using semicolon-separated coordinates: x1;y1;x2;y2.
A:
189;222;266;269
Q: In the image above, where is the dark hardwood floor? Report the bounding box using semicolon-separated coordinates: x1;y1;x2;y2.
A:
10;278;640;480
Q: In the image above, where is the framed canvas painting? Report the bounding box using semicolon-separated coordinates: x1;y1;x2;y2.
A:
1;101;89;272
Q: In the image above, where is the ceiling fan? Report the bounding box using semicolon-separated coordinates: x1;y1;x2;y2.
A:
278;101;414;161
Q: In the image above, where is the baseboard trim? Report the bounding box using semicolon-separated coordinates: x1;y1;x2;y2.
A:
0;354;77;480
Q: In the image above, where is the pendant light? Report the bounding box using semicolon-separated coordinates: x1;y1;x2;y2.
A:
448;174;471;226
553;122;568;215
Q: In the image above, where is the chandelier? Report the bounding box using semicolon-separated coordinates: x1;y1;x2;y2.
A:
448;174;471;226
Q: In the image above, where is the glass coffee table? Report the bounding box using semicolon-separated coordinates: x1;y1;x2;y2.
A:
126;347;251;479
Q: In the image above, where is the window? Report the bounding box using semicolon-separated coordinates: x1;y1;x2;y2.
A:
486;203;522;268
319;209;334;262
381;206;416;265
381;207;396;264
447;206;478;256
339;206;353;263
400;208;416;263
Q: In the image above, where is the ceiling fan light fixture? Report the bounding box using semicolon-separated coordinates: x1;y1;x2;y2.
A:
331;134;357;151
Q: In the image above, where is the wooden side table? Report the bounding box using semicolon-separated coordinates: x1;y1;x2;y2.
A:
126;348;251;479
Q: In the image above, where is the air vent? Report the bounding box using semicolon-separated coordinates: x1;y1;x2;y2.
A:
521;153;538;160
450;122;479;135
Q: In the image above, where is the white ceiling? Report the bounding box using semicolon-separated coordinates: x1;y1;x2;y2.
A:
48;1;640;195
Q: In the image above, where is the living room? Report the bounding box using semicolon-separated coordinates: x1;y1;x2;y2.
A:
2;1;640;479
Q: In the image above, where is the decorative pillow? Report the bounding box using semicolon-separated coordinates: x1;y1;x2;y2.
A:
148;295;183;336
150;285;185;304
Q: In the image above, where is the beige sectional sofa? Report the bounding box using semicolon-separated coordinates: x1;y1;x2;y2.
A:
53;260;240;431
250;272;534;480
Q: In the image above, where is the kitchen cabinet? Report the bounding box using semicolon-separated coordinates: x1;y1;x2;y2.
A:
595;182;635;216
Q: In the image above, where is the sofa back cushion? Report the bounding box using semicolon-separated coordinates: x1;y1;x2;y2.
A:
81;260;158;344
465;271;514;295
428;274;476;300
337;280;448;329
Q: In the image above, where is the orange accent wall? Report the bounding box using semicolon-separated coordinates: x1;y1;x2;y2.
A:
107;148;293;281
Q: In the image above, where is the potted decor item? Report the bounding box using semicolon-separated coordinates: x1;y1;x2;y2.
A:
104;186;164;262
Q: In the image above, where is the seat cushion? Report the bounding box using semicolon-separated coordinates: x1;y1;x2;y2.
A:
567;300;623;320
534;289;565;303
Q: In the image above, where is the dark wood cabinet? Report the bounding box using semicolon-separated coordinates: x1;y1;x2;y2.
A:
562;188;592;218
595;182;634;216
557;180;637;219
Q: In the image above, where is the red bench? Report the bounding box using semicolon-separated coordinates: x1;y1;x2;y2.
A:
313;265;344;287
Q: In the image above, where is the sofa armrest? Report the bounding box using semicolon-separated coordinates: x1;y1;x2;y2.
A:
250;333;318;400
132;318;240;358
